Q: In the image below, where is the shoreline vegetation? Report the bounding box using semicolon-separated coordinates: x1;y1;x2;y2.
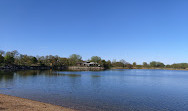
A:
111;67;188;71
0;50;188;71
0;94;76;111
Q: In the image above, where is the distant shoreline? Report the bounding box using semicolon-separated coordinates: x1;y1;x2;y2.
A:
111;67;188;71
0;65;105;71
0;94;76;111
1;66;188;72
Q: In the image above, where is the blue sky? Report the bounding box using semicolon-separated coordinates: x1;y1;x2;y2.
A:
0;0;188;64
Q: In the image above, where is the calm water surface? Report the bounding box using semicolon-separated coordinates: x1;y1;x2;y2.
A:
0;69;188;111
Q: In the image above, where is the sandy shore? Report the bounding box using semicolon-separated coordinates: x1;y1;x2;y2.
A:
0;94;76;111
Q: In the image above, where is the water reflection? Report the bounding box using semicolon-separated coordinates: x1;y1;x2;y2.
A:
0;69;188;111
91;75;101;77
0;70;83;78
0;71;14;81
59;74;81;77
0;71;14;89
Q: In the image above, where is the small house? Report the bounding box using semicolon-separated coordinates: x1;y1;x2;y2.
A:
76;62;100;67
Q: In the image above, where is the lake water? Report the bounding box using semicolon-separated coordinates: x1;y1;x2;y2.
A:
0;69;188;111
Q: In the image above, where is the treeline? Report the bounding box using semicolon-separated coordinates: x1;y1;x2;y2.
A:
130;61;188;69
0;50;114;69
0;50;188;69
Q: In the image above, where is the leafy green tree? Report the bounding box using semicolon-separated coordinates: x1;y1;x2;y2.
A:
11;50;19;57
106;60;112;68
0;55;4;64
4;50;19;65
112;62;124;67
119;59;128;67
150;61;157;67
99;60;111;69
19;55;30;66
120;59;127;64
0;50;4;64
150;61;165;68
31;57;38;64
4;54;14;64
171;63;188;69
126;64;133;69
58;58;69;66
166;64;171;68
69;54;82;66
90;56;101;63
143;62;148;67
157;62;165;68
133;62;137;67
69;54;82;61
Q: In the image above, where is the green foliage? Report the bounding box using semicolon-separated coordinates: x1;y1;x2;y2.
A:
16;54;32;66
150;61;156;67
69;54;82;66
150;61;165;68
90;56;101;63
133;62;137;67
165;65;171;68
4;53;14;64
106;60;112;68
143;62;148;67
99;60;110;69
171;63;188;69
0;55;4;65
112;62;124;67
31;57;38;64
58;58;69;66
120;59;128;65
126;64;133;69
1;49;188;70
111;59;131;68
69;54;82;61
